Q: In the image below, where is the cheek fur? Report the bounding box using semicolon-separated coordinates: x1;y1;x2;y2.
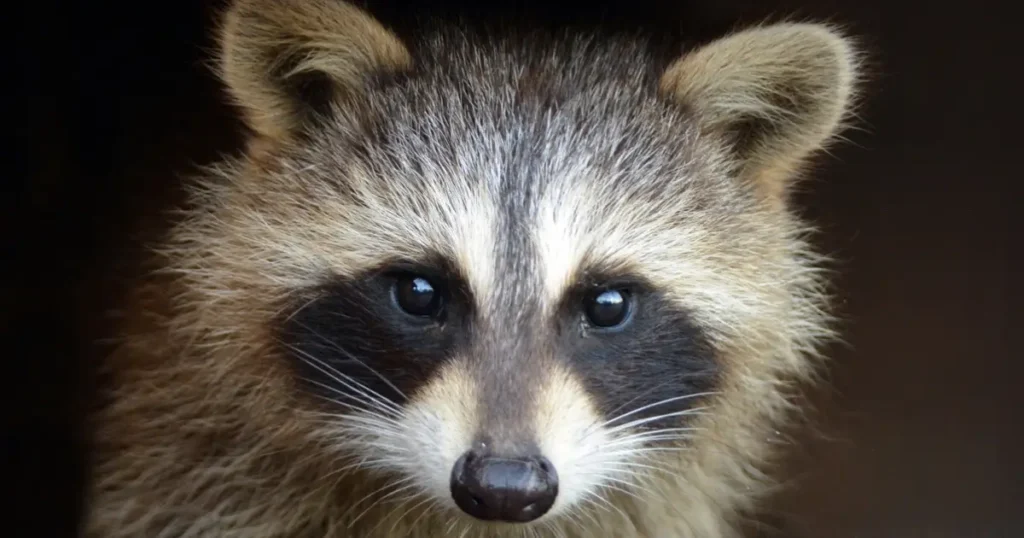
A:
534;364;715;521
533;365;614;518
393;361;478;507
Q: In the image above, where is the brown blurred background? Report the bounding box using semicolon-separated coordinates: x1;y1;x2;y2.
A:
6;0;1018;536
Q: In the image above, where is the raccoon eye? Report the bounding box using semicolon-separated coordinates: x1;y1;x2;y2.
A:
393;275;442;318
584;289;632;328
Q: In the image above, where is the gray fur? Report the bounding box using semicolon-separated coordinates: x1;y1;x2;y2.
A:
83;2;864;537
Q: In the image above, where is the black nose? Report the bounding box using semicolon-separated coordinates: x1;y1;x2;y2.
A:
449;451;558;522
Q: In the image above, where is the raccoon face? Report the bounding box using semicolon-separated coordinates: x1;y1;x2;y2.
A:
198;0;859;529
281;253;719;522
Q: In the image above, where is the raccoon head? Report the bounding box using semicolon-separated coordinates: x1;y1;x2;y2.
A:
180;0;860;531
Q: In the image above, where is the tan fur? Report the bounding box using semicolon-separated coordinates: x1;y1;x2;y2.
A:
532;162;836;537
660;23;862;203
83;1;863;537
219;0;412;140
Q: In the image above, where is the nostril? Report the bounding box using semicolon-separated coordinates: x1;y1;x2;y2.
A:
450;450;559;523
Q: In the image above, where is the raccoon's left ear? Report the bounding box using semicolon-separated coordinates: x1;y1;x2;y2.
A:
660;23;862;201
217;0;412;140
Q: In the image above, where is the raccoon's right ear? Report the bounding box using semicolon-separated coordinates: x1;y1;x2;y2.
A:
217;0;412;140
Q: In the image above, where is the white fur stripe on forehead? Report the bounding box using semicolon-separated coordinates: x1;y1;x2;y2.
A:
445;194;498;303
535;177;798;342
342;165;499;298
536;21;859;334
221;156;499;298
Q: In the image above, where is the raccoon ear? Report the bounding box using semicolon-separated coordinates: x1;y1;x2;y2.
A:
659;23;861;200
217;0;412;140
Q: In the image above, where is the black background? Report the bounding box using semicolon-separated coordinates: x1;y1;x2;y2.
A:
7;0;1018;536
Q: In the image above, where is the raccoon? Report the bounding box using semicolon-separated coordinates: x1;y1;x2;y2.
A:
82;0;863;536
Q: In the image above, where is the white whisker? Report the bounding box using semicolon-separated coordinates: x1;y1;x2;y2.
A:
321;457;403;481
600;446;693;458
603;407;709;436
406;498;441;530
598;391;719;430
582;487;632;523
290;320;408;402
306;403;403;430
284;341;403;416
593;475;644;503
602;427;702;448
348;480;421;528
384;495;435;536
341;476;416;522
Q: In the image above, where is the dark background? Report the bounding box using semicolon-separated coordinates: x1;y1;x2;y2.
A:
7;0;1017;536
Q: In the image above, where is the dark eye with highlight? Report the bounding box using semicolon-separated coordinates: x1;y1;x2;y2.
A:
393;274;443;318
584;288;633;328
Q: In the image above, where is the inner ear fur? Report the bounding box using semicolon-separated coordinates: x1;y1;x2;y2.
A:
660;23;862;201
217;0;412;140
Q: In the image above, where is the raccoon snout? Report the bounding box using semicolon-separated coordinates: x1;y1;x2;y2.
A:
449;450;559;523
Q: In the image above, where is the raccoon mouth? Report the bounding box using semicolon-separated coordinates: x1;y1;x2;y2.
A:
449;450;559;523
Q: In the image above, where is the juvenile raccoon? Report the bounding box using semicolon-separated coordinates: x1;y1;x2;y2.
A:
83;0;863;536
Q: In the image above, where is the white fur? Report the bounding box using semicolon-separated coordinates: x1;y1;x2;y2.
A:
82;2;863;536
